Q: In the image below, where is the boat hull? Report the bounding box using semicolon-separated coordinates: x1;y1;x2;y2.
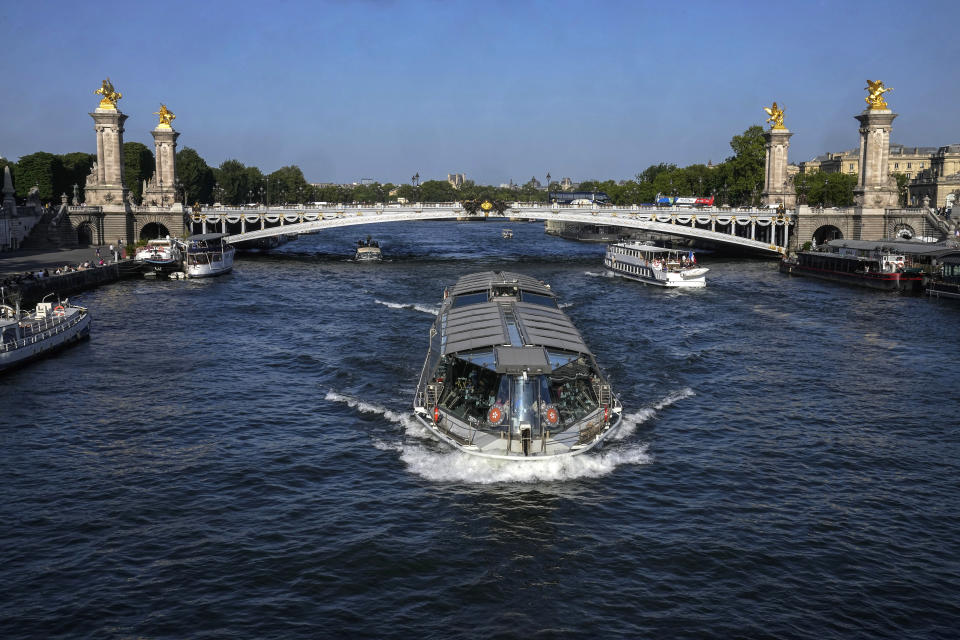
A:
604;257;707;288
779;261;922;292
0;310;91;374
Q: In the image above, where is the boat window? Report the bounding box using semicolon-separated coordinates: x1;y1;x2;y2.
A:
452;292;488;308
520;292;558;308
460;350;496;370
546;350;579;369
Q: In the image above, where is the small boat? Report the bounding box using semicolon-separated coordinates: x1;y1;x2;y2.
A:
501;228;514;239
134;237;183;275
604;242;708;288
355;235;382;262
1;297;91;374
183;233;235;278
413;271;623;460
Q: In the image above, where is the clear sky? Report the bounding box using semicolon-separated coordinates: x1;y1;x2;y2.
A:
2;0;959;185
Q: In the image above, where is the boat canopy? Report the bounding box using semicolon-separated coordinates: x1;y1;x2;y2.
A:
442;271;590;356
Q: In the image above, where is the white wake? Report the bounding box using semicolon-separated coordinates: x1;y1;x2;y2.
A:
326;388;704;484
374;299;439;316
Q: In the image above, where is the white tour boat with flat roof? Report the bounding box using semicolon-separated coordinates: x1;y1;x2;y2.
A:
1;296;91;374
413;271;622;460
183;233;235;278
134;236;183;275
604;241;708;288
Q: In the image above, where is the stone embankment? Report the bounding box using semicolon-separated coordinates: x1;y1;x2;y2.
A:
1;248;142;307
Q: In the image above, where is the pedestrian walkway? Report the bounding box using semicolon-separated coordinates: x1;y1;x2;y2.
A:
0;247;121;278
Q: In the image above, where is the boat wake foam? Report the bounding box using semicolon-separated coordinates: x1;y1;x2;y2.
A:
584;270;615;278
614;387;695;440
374;299;439;316
326;389;662;484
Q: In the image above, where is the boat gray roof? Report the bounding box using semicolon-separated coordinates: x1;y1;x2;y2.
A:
442;272;590;356
188;233;227;241
449;271;554;297
824;239;956;256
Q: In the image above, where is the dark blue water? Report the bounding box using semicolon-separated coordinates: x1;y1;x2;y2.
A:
2;221;959;639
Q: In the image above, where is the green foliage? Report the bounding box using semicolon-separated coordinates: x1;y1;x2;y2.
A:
725;125;766;205
176;147;215;205
13;152;64;201
892;172;910;206
418;180;457;202
214;159;250;205
61;152;95;201
267;166;309;204
123;142;155;204
795;171;857;207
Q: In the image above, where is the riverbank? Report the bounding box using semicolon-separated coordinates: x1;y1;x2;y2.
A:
1;247;140;306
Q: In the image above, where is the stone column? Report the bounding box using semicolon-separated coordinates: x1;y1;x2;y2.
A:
853;109;899;209
762;128;796;208
85;106;129;212
143;123;179;206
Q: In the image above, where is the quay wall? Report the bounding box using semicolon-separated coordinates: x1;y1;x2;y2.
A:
3;261;140;306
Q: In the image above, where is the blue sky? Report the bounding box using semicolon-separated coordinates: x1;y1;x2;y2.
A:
2;0;959;185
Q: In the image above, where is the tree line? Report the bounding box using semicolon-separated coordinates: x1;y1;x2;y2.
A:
3;124;899;209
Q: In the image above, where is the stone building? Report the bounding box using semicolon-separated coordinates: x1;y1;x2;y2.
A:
799;144;939;180
908;144;960;207
447;173;465;189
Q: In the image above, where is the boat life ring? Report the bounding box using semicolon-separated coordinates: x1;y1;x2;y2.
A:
488;406;504;425
546;407;559;425
603;405;610;423
54;305;65;317
433;406;440;423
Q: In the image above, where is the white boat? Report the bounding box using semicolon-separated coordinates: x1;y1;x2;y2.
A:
604;242;708;288
1;297;91;374
134;237;182;274
355;236;382;262
183;233;235;278
413;271;623;460
502;228;514;239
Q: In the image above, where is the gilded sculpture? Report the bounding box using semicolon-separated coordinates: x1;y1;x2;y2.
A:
763;101;785;129
94;77;122;109
865;79;893;110
154;104;176;127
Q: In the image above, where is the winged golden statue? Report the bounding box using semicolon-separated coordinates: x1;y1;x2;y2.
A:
94;77;122;109
865;79;893;110
763;102;785;129
154;104;176;127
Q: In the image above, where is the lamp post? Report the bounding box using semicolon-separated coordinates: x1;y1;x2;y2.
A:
259;186;264;206
823;176;830;208
215;182;221;205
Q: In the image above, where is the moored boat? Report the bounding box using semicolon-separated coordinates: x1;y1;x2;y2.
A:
604;241;708;288
502;228;514;239
183;233;235;278
780;239;928;292
413;271;622;460
134;237;182;275
1;297;91;374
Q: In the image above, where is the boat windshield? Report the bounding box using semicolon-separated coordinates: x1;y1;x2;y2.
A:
436;354;600;435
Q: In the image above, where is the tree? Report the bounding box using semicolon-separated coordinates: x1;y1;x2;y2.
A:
13;152;64;202
124;142;154;204
267;165;308;204
419;179;457;202
61;152;95;202
726;125;766;205
635;163;677;184
892;172;910;207
215;159;250;205
177;147;215;204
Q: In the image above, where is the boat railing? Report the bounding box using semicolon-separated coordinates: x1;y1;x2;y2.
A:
1;310;84;352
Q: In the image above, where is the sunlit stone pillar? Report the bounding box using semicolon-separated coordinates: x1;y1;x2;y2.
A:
762;127;796;209
854;108;899;208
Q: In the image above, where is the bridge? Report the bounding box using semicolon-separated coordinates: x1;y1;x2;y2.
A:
188;203;793;256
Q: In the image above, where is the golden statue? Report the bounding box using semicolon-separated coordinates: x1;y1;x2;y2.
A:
865;79;893;110
94;77;122;109
763;101;785;129
154;104;176;128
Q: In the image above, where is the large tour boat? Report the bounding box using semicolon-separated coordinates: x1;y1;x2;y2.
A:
183;233;236;278
1;297;91;374
413;271;622;460
604;242;708;288
780;239;927;292
134;237;183;275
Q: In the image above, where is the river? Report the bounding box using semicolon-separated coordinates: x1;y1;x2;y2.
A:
2;221;958;638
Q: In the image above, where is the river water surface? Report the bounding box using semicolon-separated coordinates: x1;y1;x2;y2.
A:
2;221;959;638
